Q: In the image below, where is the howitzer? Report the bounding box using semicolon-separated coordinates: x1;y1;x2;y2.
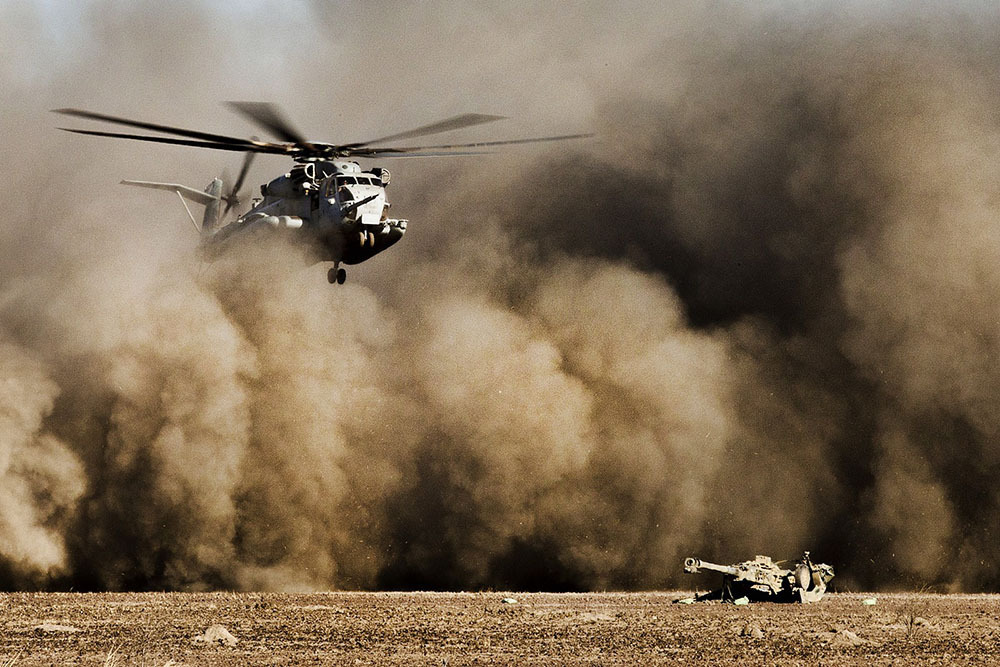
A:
684;558;739;577
681;552;834;603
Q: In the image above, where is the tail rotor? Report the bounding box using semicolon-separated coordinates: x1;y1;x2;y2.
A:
221;147;256;219
204;144;255;233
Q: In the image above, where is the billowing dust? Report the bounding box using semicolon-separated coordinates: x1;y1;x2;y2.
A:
1;2;999;592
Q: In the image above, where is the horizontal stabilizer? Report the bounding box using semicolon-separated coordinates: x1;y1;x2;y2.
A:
120;180;218;206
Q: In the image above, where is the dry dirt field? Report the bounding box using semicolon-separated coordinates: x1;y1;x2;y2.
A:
1;591;998;665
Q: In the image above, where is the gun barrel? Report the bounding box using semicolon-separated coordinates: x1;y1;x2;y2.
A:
341;193;380;217
684;557;739;576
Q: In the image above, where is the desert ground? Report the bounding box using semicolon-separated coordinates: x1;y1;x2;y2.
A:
1;591;998;665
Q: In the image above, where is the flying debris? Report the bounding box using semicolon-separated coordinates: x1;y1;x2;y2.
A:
54;104;592;284
680;552;834;603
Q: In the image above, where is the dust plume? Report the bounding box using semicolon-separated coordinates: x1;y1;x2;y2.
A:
2;1;1000;592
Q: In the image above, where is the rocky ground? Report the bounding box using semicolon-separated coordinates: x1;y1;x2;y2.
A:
1;591;998;665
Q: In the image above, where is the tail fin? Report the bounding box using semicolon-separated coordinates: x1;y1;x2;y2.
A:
121;178;223;235
201;178;223;234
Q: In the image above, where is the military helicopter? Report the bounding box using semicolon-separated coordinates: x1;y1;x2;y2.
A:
54;103;590;284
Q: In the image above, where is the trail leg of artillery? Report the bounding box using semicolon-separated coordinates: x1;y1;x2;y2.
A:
0;592;996;665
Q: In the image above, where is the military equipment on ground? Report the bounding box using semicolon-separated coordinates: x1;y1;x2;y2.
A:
54;104;591;284
682;552;834;603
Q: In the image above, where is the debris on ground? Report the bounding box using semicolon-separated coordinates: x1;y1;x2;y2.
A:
861;598;877;606
33;623;79;633
501;598;518;605
193;624;239;647
830;629;865;646
578;612;615;623
889;615;934;631
738;622;765;639
674;598;695;605
733;596;749;606
807;627;866;647
300;604;340;612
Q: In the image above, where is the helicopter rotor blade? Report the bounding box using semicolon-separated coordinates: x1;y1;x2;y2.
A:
56;106;593;161
56;127;292;155
348;150;494;159
347;113;507;148
230;148;256;196
53;108;262;147
344;132;595;157
225;102;306;144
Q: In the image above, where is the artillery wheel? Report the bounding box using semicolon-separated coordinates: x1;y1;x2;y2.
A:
795;564;812;590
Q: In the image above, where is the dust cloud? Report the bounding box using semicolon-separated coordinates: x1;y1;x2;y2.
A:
1;1;1000;592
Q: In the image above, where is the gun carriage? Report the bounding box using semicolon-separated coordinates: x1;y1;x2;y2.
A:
682;552;834;603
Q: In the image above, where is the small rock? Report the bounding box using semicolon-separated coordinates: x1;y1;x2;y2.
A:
733;596;750;606
827;628;865;646
861;597;877;606
739;622;765;639
579;612;614;623
674;598;695;605
805;628;866;647
501;597;518;605
193;624;238;647
33;623;79;633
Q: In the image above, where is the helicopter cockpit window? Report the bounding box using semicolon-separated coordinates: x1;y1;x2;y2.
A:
336;176;357;186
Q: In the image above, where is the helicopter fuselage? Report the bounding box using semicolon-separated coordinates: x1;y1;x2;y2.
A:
56;103;589;284
208;159;407;270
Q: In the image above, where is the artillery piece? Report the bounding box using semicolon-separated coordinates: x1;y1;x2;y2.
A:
682;552;834;603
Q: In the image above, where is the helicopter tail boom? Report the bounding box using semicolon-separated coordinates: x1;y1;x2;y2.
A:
121;178;223;235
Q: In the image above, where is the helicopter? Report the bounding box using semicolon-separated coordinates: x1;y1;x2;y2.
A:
54;103;591;284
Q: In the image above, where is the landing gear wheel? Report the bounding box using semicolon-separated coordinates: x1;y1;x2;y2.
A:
328;267;347;285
